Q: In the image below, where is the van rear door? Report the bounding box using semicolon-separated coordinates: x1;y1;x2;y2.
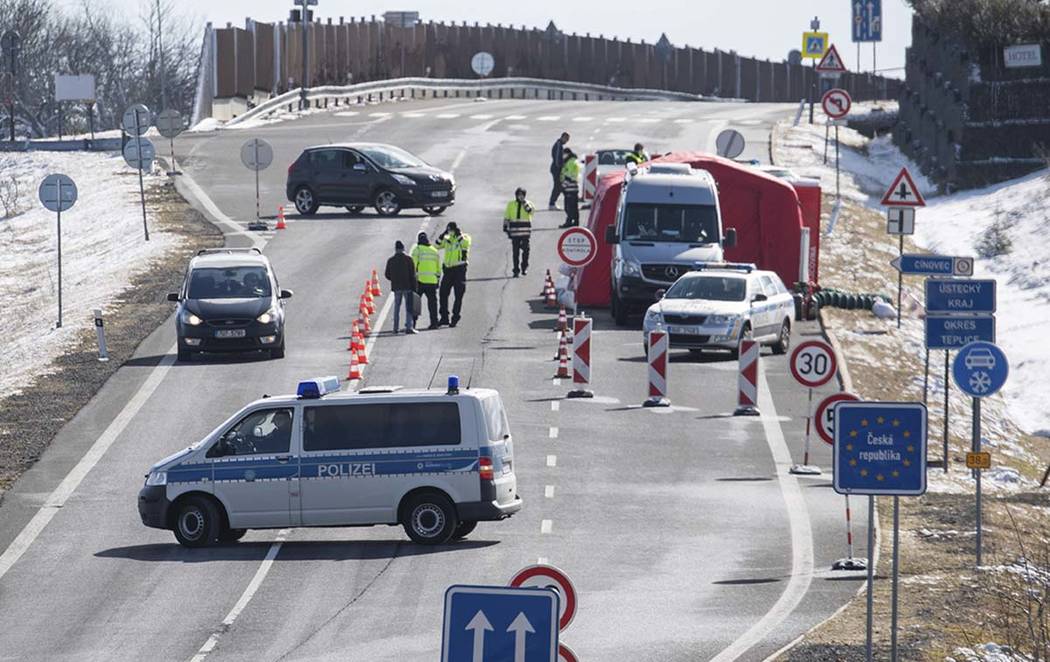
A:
479;394;517;507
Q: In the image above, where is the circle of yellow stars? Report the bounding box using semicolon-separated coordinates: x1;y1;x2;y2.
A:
842;413;919;483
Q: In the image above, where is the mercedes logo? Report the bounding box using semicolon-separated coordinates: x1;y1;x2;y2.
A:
664;265;680;280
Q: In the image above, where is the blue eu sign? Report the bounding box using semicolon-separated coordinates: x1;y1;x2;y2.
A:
442;585;559;662
834;402;927;496
952;341;1009;398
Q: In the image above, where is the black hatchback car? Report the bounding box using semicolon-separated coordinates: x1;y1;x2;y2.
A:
286;142;456;217
167;249;292;362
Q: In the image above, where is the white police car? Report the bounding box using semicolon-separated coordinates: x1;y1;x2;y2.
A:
138;376;521;547
641;263;794;356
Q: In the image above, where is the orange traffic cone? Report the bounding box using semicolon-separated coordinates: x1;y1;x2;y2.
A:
347;351;361;380
358;296;369;320
555;336;570;377
360;310;372;336
557;307;567;333
365;283;376;315
540;269;551;296
276;206;287;230
545;283;557;308
352;321;364;349
370;270;382;297
348;320;359;351
356;334;369;365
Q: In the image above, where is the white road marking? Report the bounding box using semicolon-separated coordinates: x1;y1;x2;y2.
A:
709;365;814;662
544;485;555;498
0;351;178;582
673;118;695;124
572;116;594;122
177;162;266;244
551;401;559;412
706;120;729;154
334;111;359;117
189;529;290;662
348;295;394;391
450;149;467;172
469;113;493;120
436;113;460;119
638;118;660;123
540;520;553;534
552;378;561;387
401;112;426;118
537;556;549;564
548;427;558;439
605;117;626;123
368;112;392;117
505;114;527;120
546;455;557;467
536;115;560;121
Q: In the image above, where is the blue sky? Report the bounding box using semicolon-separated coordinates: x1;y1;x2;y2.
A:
62;0;914;76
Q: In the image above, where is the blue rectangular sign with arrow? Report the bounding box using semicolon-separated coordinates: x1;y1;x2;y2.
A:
925;279;997;314
852;0;883;42
891;254;974;277
834;401;927;496
442;585;559;662
925;315;996;349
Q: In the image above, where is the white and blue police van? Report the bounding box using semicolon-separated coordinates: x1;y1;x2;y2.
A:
138;376;521;547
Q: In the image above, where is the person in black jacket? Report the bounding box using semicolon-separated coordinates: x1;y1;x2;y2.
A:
384;240;418;334
548;132;570;210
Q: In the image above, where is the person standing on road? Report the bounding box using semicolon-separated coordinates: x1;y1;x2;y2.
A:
436;222;472;328
385;240;418;335
559;148;581;228
411;232;441;330
548;132;570;210
503;187;534;278
626;142;651;165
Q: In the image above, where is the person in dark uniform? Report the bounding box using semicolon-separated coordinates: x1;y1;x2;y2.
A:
548;132;570;210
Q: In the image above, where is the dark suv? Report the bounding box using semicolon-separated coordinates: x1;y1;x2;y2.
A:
167;249;292;362
286;142;456;217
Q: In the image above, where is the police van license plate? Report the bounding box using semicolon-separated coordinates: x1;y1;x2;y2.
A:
668;325;700;335
431;191;448;198
215;329;247;338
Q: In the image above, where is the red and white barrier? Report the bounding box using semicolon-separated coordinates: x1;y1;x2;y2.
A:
832;495;867;570
581;154;598;205
567;316;593;398
733;339;761;416
644;330;670;407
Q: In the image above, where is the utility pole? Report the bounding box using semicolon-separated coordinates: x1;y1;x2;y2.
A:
293;0;318;110
157;0;167;110
1;30;19;142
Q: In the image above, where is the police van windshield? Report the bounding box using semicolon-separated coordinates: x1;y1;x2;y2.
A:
188;266;272;299
481;394;511;441
666;275;747;302
623;204;719;244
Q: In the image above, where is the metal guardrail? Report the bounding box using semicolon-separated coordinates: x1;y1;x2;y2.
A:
226;76;735;127
0;138;123;153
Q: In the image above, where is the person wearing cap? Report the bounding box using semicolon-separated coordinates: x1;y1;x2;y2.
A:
411;232;441;330
503;187;534;278
385;240;418;334
559;148;581;228
436;221;472;328
625;142;651;166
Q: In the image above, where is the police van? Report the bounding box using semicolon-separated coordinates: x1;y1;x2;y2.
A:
138;376;521;547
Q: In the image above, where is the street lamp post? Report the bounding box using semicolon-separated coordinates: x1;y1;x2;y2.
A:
157;0;167;111
293;0;318;110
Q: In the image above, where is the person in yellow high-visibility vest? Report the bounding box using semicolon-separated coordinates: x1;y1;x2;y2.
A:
435;222;472;328
503;187;534;277
410;231;441;329
559;149;581;229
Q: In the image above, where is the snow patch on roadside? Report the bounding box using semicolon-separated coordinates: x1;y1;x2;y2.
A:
0;152;174;399
948;642;1034;661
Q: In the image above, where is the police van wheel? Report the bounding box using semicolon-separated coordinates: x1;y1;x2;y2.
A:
173;496;221;548
177;347;193;362
729;324;752;360
611;291;629;327
219;528;247;543
422;205;446;216
452;520;478;540
772;320;791;355
402;492;458;545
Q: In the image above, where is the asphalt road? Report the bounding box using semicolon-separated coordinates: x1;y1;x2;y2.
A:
0;98;869;661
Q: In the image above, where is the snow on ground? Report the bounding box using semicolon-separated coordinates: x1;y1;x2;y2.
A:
0;151;174;399
947;643;1033;662
775;102;1050;437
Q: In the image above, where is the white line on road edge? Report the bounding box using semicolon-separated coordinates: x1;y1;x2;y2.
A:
175;159;266;247
546;455;557;468
548;427;559;439
709;368;814;662
551;401;559;412
544;485;555;498
0;351;177;582
348;294;394;391
540;520;553;534
449;149;467;172
188;529;290;662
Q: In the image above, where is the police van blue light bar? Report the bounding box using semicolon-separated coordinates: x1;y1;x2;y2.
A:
297;376;341;399
691;261;756;273
447;375;460;395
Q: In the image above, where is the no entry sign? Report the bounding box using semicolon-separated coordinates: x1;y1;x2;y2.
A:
557;227;596;267
790;340;837;388
509;564;578;631
815;392;860;445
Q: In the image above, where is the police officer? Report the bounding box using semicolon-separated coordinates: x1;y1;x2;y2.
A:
625;142;650;165
411;232;441;330
559;148;581;229
548;131;570;210
503;187;534;278
436;222;472;328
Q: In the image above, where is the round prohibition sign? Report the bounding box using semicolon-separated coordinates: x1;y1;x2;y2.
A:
557;227;597;268
509;564;577;630
559;643;579;662
814;392;860;445
821;88;852;119
790;340;837;388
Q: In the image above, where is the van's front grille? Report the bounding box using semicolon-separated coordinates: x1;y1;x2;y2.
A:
205;318;252;328
642;264;687;283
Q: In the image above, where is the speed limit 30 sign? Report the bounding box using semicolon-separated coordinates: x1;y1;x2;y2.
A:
790;340;838;388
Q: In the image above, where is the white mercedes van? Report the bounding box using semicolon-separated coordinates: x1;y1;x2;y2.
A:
138;376;521;547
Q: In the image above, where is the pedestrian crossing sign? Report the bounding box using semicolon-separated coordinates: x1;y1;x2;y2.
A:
802;31;829;59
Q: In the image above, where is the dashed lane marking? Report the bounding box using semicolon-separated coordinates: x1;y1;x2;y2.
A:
540;520;553;534
368;112;392;117
548;427;559;439
536;115;560;121
436;113;460;119
551;401;559;412
450;149;467;172
469;113;493;120
506;114;527;120
545;485;555;498
674;118;695;124
572;116;594;122
605;117;627;123
401;112;426;118
546;455;557;467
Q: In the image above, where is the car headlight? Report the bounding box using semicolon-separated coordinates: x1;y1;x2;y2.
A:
622;259;642;277
392;174;415;187
708;314;737;325
181;310;203;326
256;307;277;324
145;471;167;486
644;309;663;324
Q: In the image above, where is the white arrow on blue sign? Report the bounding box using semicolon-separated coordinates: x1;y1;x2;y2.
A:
891;254;974;277
925;279;996;314
442;585;559;662
852;0;883;42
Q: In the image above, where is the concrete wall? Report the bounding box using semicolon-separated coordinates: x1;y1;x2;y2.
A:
894;16;1050;190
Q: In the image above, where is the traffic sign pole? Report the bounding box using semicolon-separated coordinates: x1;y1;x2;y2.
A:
897;234;903;328
865;494;874;662
974;397;982;566
56;193;62;328
891;495;901;661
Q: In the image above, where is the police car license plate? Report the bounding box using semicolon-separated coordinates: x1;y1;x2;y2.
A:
668;325;700;335
215;329;246;338
431;191;448;198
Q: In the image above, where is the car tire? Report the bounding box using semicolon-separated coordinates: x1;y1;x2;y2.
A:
401;491;458;545
729;324;753;360
345;205;365;215
270;339;285;359
294;186;319;216
611;290;629;327
373;189;401;217
173;496;221;548
422;205;446;216
451;520;478;540
177;347;193;362
219;528;247;543
772;319;791;355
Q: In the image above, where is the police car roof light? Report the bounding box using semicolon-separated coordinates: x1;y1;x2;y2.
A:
447;375;460;395
297;376;341;399
691;261;756;273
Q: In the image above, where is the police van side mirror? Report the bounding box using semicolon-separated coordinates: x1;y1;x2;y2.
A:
280;289;294;299
166;292;180;302
724;228;737;248
605;225;619;244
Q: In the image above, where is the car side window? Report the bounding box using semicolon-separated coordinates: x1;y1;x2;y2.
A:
759;275;778;297
207;408;294;458
343;151;363;169
309;150;341;171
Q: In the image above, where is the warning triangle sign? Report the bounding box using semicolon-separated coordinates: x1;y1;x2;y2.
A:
881;167;926;207
815;44;847;73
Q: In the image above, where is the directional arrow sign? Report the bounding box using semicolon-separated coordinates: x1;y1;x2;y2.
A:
881;167;926;207
442;585;559;662
890;254;974;277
